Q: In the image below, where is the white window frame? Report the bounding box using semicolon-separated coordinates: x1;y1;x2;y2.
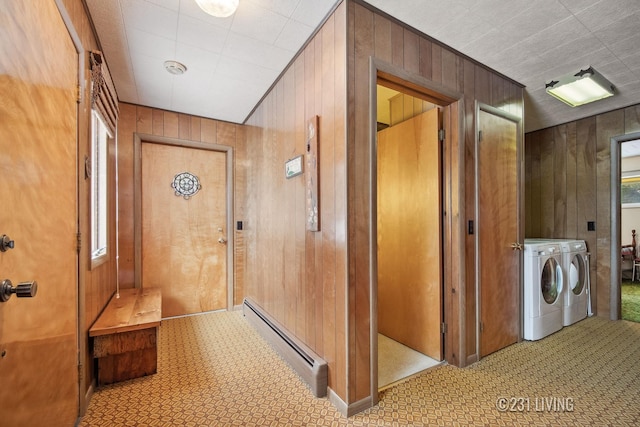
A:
91;110;110;262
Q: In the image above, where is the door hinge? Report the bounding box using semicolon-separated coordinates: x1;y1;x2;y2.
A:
76;84;82;103
77;362;84;383
76;232;82;253
438;128;445;142
478;130;483;142
441;322;447;334
480;322;485;333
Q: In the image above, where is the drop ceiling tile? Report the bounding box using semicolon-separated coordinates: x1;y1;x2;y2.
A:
230;1;289;44
223;32;292;70
557;0;601;14
121;0;179;39
146;0;180;11
175;42;221;73
518;16;588;58
458;28;511;62
537;34;606;67
245;0;300;18
177;14;229;53
178;0;234;29
575;0;640;31
126;27;177;59
610;32;640;59
432;12;493;51
215;56;280;86
274;19;314;52
592;13;640;47
500;0;572;42
290;0;339;27
468;0;533;23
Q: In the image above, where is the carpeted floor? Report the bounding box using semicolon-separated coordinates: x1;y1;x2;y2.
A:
621;280;640;322
80;310;640;426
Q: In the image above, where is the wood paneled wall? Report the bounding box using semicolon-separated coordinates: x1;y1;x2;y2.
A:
525;104;640;318
243;2;348;401
59;0;117;409
116;103;247;308
347;0;523;404
244;0;523;411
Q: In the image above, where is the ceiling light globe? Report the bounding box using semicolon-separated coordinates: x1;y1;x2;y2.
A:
195;0;239;18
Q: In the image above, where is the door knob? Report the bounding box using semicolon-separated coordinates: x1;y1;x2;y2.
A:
511;242;523;251
218;237;227;244
0;279;37;302
0;235;15;252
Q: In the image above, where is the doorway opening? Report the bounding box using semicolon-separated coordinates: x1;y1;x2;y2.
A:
613;135;640;323
375;81;445;389
133;134;235;318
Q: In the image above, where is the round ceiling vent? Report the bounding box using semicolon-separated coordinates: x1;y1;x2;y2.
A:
164;60;187;75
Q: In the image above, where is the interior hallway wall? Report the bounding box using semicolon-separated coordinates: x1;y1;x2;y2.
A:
243;2;349;402
347;0;524;404
116;103;247;307
525;103;640;319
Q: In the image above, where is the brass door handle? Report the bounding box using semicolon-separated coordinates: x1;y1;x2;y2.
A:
511;242;523;251
218;238;227;244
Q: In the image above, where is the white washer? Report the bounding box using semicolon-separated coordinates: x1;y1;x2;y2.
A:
525;238;589;326
523;241;564;340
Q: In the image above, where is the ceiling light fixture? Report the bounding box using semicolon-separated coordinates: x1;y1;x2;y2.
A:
195;0;239;18
545;66;615;107
164;60;187;75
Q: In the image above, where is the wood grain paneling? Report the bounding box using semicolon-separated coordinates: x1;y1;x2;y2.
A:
347;0;523;406
141;144;227;317
478;108;519;357
242;0;523;412
242;1;348;403
0;1;79;424
377;109;442;360
525;105;640;319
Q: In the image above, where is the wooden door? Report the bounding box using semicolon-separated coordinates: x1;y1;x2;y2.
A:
0;1;79;425
377;108;442;360
478;107;521;357
142;143;228;317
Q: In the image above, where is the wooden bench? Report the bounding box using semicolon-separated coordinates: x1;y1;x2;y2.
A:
89;287;162;385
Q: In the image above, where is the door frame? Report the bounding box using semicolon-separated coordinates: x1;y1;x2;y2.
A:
133;134;235;311
609;131;640;320
368;57;465;402
54;0;86;418
474;102;524;357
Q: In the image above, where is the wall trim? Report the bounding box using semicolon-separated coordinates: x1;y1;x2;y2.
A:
368;56;466;404
327;388;373;417
610;131;640;320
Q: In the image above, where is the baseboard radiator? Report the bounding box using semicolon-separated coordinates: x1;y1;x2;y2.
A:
243;298;328;398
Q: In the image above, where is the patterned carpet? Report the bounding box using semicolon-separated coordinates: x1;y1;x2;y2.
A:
80;311;640;426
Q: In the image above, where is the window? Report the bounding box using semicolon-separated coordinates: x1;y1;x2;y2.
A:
91;110;109;259
622;173;640;208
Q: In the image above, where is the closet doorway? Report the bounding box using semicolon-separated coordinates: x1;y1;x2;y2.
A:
376;84;444;388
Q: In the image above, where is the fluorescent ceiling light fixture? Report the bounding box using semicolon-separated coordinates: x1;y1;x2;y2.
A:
195;0;239;17
545;66;615;107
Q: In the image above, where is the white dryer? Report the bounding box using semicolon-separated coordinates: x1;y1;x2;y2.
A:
523;241;564;340
558;240;588;326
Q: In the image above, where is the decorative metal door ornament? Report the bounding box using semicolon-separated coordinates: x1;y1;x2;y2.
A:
171;171;201;199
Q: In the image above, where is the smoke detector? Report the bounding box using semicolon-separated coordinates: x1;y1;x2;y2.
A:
164;60;187;75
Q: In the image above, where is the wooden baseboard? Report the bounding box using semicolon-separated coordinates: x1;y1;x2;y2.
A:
327;388;374;417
